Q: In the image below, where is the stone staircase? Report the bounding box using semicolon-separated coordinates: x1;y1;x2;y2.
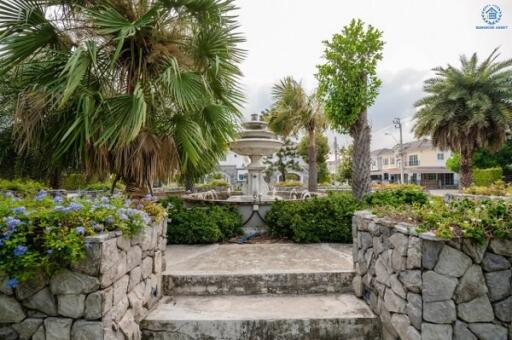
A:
140;243;380;340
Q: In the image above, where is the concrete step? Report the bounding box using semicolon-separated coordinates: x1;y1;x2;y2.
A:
163;243;355;296
164;270;354;295
141;294;380;340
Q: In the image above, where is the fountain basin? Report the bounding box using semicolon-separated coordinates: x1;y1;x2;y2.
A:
229;138;283;157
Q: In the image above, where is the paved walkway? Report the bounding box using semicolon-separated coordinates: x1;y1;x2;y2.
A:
165;243;354;275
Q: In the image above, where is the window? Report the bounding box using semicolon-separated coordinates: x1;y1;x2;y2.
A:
409;155;419;166
384;173;389;180
437;153;444;160
390;157;395;165
383;158;389;166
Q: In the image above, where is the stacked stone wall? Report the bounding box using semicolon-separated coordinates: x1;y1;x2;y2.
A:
353;211;512;340
0;219;167;340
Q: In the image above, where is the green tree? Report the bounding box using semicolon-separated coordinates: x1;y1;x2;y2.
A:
264;139;302;182
414;49;512;188
446;153;461;173
0;0;244;193
265;77;325;192
337;145;353;184
297;134;330;184
316;19;384;199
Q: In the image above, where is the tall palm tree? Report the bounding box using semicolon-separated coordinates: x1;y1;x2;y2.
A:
266;77;325;192
414;49;512;187
0;0;244;194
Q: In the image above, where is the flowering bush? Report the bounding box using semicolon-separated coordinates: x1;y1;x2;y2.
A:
372;198;512;241
0;191;165;287
463;180;512;196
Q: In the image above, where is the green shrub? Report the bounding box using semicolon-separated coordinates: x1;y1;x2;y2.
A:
463;180;511;196
266;193;361;243
273;180;303;187
472;167;503;186
365;184;428;207
61;173;124;191
0;179;47;193
198;180;230;190
162;197;242;244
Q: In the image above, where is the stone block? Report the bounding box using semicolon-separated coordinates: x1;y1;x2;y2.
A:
383;289;406;313
71;320;103;340
72;242;101;276
0;294;25;323
154;251;163;273
22;287;57;316
373;236;385;255
50;270;100;295
493;296;511;322
457;295;494;322
0;327;17;340
406;292;422;330
389;274;406;298
128;266;142;292
390;313;409;340
423;300;456;324
118;309;141;339
111;295;129;322
113;275;130;305
421;323;453;340
453;320;476;340
375;253;391;286
353;275;363;297
100;239;127;288
485;269;511;301
389;232;408;255
44;317;72;340
117;236;131;252
454;264;488;303
391;249;406;272
489;239;512;256
57;294;85;318
142;257;153;279
84;291;102;320
462;239;488;263
406;236;421;269
434;245;472;277
398;270;421;293
422;240;443;269
15;271;47;300
482;252;511;272
11;318;43;340
422;270;457;302
406;326;421;340
469;323;508;340
126;246;142;272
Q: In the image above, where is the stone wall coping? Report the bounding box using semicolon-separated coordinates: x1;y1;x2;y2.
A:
445;192;512;202
354;210;445;242
84;219;165;243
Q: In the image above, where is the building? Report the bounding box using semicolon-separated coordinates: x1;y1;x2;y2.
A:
214;151;249;187
371;139;459;188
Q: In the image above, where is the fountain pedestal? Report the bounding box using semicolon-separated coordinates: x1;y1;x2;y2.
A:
247;155;268;197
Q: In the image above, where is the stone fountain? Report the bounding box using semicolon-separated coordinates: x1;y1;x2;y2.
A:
229;114;283;200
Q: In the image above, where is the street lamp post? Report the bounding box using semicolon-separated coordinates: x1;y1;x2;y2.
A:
392;118;405;184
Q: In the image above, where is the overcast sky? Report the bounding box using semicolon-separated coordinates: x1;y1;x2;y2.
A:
235;0;512;150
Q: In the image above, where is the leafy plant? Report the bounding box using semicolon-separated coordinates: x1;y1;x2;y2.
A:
297;134;331;183
0;192;164;285
317;19;384;199
365;184;428;207
266;193;361;243
472;168;503;187
273;181;304;187
198;180;230;190
463;180;511;196
264;138;302;183
162;197;242;244
0;179;47;193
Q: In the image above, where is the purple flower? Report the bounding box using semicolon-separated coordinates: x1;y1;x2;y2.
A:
13;245;27;257
53;196;63;204
11;207;26;215
101;196;110;204
47;249;53;254
69;202;83;211
105;216;114;224
75;226;85;235
35;191;47;201
0;237;5;247
5;278;18;289
54;205;66;213
144;194;153;201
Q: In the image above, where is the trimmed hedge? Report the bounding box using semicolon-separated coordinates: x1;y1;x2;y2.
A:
364;184;428;207
266;193;361;243
161;197;242;244
472;167;503;186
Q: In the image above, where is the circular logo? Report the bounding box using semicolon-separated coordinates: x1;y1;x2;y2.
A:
482;4;502;25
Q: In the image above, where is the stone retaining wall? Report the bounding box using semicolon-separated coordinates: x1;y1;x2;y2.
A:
444;192;511;202
0;219;167;340
352;210;512;340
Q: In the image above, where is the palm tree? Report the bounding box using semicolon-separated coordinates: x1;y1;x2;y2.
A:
0;0;244;194
265;77;325;192
414;49;512;187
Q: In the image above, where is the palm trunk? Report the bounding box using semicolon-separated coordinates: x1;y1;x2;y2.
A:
307;128;318;192
350;108;371;200
123;176;147;198
459;146;473;188
184;175;194;192
49;169;62;189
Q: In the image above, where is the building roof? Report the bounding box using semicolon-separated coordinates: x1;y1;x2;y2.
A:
371;148;393;157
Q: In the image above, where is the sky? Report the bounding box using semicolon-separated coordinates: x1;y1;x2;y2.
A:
235;0;512;150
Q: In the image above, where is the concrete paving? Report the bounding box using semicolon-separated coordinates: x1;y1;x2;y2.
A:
141;294;379;340
165;243;354;275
